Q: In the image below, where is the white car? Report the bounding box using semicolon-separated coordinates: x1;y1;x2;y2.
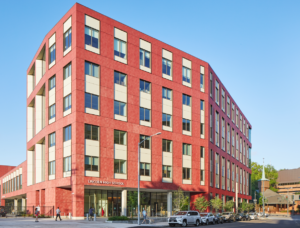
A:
168;211;201;227
249;212;258;220
199;213;215;225
257;212;268;217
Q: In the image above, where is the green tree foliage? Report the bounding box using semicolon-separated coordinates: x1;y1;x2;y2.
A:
224;200;234;212
239;201;248;212
194;196;210;212
127;191;138;218
210;197;223;213
173;187;189;211
246;203;255;212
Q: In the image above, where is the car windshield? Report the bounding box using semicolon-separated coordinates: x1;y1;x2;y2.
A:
175;212;187;215
200;214;208;217
222;213;230;215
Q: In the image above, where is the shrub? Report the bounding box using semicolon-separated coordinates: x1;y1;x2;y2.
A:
107;216;129;221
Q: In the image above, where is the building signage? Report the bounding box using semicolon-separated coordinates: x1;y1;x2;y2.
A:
88;180;124;185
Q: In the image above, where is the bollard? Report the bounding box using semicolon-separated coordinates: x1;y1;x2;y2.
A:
86;213;89;220
94;213;96;221
69;212;72;219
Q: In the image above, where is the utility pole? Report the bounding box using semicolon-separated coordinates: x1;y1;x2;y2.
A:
262;158;265;217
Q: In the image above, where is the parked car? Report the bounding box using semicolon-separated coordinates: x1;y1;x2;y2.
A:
221;212;235;222
249;212;258;220
199;213;215;225
214;213;224;224
0;206;6;217
257;212;269;217
236;213;250;221
168;211;201;227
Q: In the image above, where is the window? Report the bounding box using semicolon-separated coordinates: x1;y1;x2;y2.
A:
64;94;72;111
19;175;22;189
210;106;213;142
49;76;55;90
201;123;205;136
182;119;191;131
140;135;150;149
140;107;150;122
221;118;225;151
182;66;191;83
64;28;72;50
85;26;99;48
162;139;172;152
232;104;235;123
215;81;219;104
236;109;239;127
85;61;99;78
232;129;235;157
162;88;172;100
49;104;55;119
114;130;126;145
140;49;150;68
200;73;204;91
49;132;55;147
182;168;191;180
162;58;172;76
201;100;205;137
182;143;191;155
215;112;219;146
49;44;56;64
221;89;225;111
182;94;191;106
201;170;204;181
201;100;204;111
114;160;126;173
210;73;213;97
63;156;71;172
140;163;150;176
140;80;150;93
85;156;99;171
49;161;55;175
114;38;126;59
114;101;126;116
227;97;230;117
162;113;171;127
64;63;72;79
240;115;243;132
85;93;99;110
227;124;230;154
85;124;98;140
162;165;172;178
201;147;204;158
63;125;72;141
114;71;126;86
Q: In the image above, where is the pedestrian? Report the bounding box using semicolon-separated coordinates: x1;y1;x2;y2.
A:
141;208;147;224
35;208;39;222
55;207;62;221
89;207;94;221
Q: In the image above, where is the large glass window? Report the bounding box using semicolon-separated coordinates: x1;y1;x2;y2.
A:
182;66;191;83
63;156;71;172
162;58;172;76
19;175;22;189
114;160;126;174
200;73;204;90
49;104;56;119
64;28;72;50
162;113;171;127
114;101;126;116
162;166;172;178
85;61;99;78
162;139;172;152
114;38;126;59
64;94;72;111
49;161;55;175
140;108;150;122
182;168;191;180
140;80;150;93
49;76;55;90
114;71;126;86
140;135;150;149
140;49;150;68
85;26;99;48
49;44;56;64
64;125;72;141
182;94;191;106
85;93;99;110
162;88;171;100
182;118;191;131
182;143;191;155
114;130;126;145
85;124;98;140
49;132;55;147
64;63;72;79
85;156;99;171
140;163;150;176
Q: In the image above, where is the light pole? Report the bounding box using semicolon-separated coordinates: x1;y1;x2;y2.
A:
138;132;161;225
287;187;292;216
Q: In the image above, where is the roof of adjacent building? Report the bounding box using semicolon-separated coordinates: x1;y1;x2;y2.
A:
262;189;292;204
277;168;300;184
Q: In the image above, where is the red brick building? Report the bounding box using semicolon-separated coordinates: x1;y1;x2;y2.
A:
0;3;252;219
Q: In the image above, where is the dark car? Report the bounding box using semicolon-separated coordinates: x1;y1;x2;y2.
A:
221;212;235;222
214;213;224;224
236;213;249;221
0;206;7;217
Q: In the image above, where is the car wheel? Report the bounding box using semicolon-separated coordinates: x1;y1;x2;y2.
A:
169;224;175;227
206;220;209;225
213;219;215;225
195;220;200;226
181;220;187;227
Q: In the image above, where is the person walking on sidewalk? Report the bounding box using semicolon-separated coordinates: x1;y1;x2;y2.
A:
35;208;39;222
55;207;62;221
141;208;147;224
89;207;94;221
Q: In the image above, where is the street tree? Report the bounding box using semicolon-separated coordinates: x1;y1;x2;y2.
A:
194;196;210;212
210;197;223;213
224;200;234;212
173;187;189;211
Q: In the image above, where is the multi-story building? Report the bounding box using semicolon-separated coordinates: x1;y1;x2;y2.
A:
277;168;300;194
0;3;252;218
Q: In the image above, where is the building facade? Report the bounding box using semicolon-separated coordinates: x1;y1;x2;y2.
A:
277;168;300;195
0;3;252;218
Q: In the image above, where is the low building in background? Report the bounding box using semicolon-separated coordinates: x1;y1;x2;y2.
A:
277;168;300;195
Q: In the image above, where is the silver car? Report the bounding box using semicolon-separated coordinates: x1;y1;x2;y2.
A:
168;211;201;227
199;213;216;225
249;212;258;220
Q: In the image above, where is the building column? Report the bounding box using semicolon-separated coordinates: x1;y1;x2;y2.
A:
121;190;127;216
235;182;238;212
22;198;26;208
14;198;18;209
167;192;172;216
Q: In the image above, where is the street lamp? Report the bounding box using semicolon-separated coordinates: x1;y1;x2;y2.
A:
138;132;161;225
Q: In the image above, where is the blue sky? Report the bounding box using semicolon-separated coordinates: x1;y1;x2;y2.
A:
0;0;299;170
